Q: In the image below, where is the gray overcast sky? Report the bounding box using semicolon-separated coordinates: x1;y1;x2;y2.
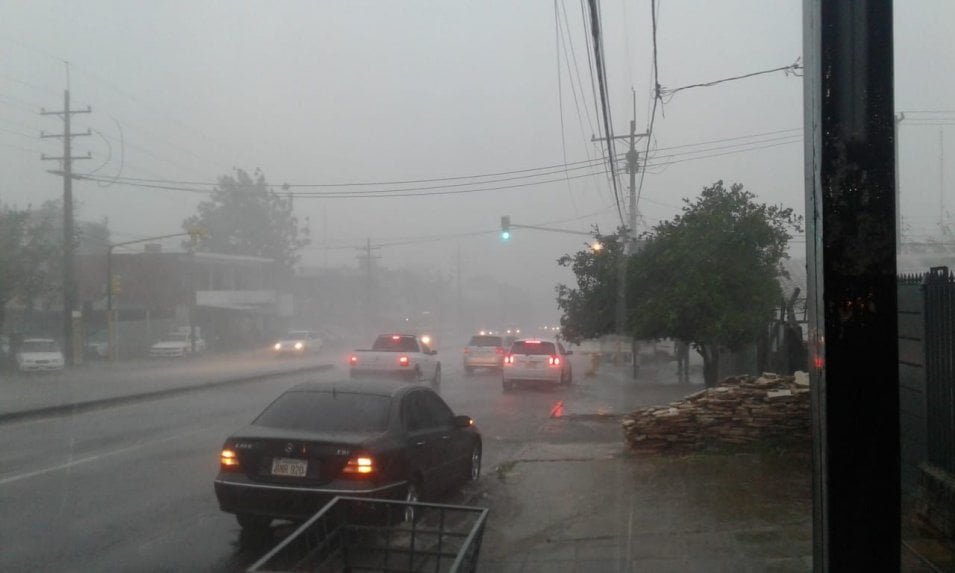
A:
2;1;953;321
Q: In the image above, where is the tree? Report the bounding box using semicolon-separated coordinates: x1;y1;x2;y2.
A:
183;168;309;269
555;228;627;344
627;181;801;386
0;203;61;333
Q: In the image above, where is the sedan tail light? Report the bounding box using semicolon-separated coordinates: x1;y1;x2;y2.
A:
220;449;241;471
495;347;505;355
349;355;358;366
341;455;376;477
548;355;561;367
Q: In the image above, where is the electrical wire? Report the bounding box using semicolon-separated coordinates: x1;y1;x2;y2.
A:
76;168;611;199
555;0;578;214
659;58;803;102
587;0;625;226
634;0;660;215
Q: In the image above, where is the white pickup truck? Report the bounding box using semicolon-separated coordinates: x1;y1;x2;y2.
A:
348;334;441;386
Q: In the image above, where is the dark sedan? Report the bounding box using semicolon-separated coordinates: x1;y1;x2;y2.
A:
214;380;482;532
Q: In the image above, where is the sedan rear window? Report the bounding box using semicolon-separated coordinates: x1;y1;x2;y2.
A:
468;336;503;347
253;391;391;433
510;341;557;355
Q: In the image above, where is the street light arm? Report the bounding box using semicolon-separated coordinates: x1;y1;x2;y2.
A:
510;223;594;237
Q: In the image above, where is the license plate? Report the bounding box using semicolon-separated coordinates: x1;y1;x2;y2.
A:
525;361;539;368
271;458;308;477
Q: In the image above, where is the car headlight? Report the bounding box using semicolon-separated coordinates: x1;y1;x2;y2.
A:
294;342;304;350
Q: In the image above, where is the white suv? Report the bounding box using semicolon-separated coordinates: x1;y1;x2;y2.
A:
502;338;573;391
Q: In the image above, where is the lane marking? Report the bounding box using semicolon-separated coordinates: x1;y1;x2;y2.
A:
0;424;222;487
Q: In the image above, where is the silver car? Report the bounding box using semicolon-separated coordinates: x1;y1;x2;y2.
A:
463;334;505;373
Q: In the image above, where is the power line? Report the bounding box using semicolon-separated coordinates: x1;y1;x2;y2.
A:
635;0;661;211
586;0;625;226
77;168;611;199
554;0;578;214
644;137;800;169
83;153;612;189
659;58;803;102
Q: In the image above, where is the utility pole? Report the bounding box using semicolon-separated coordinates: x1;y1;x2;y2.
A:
41;89;91;367
591;91;648;248
456;242;463;336
356;239;380;335
591;92;647;374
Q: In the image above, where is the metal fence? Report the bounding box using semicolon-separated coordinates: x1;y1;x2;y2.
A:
922;267;955;475
248;496;489;573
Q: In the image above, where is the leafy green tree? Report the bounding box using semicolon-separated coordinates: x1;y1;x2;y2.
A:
183;168;309;269
627;181;801;386
555;228;627;344
0;202;61;333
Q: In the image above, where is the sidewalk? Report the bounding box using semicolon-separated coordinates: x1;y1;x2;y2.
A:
479;442;812;572
477;362;813;572
0;349;334;421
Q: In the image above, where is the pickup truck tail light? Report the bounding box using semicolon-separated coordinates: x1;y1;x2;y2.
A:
504;355;514;365
349;355;358;365
548;355;561;367
398;356;410;367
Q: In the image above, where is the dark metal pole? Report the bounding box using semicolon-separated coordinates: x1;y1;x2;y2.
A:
804;1;899;570
62;89;75;366
106;244;113;360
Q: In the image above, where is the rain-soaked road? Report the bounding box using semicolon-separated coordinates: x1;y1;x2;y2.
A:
0;347;684;572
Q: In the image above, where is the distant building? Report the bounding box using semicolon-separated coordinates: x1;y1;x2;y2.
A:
74;247;292;356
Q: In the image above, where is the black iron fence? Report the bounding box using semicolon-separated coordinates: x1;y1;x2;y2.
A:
922;267;955;476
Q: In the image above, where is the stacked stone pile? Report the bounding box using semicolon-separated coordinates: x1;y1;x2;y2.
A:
622;372;811;454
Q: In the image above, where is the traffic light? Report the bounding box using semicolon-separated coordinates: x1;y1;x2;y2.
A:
501;216;511;241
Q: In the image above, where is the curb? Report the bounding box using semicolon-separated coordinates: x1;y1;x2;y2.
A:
0;363;334;425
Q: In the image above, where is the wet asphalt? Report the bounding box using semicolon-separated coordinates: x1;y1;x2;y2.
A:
0;349;688;572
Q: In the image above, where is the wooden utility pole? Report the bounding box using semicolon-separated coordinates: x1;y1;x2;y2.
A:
41;88;91;366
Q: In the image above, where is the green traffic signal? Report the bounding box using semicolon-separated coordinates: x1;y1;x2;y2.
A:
501;215;511;241
501;230;511;241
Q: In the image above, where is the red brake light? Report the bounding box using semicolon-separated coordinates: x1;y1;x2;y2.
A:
220;449;240;471
548;356;561;366
392;335;401;340
526;340;541;344
349;355;358;365
495;347;505;355
398;355;410;366
342;455;376;476
504;355;514;365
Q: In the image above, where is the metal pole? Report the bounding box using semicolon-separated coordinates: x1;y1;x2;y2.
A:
62;89;75;366
106;244;114;361
805;0;899;569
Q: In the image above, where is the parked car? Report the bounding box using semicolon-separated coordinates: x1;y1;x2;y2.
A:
149;328;206;358
213;380;481;531
462;334;506;374
15;338;65;372
272;330;322;356
349;334;440;386
502;338;573;391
